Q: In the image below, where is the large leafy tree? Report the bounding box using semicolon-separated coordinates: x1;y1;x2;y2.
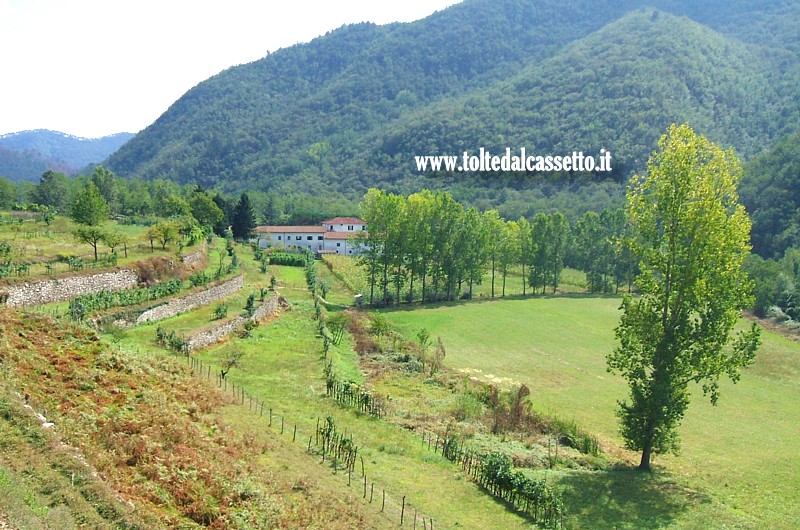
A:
74;225;106;262
576;211;612;293
607;124;761;471
31;170;69;211
483;209;504;298
0;176;18;209
528;213;549;294
546;211;570;294
189;190;224;230
70;182;109;226
90;165;118;213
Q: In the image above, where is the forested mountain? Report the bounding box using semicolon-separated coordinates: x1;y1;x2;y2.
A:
106;0;800;219
0;130;133;181
741;133;800;259
0;145;70;183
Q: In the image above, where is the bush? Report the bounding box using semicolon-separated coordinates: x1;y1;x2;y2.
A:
267;252;308;267
452;393;484;422
189;272;210;287
212;303;228;320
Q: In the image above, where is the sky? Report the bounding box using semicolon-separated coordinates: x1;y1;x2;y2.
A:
0;0;460;139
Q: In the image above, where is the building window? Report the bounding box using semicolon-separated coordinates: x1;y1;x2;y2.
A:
307;236;313;240
295;236;301;241
329;225;334;231
277;236;282;241
317;236;323;240
336;242;341;247
348;225;353;230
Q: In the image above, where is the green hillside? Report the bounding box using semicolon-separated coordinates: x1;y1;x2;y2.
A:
377;9;798;182
741;133;800;258
105;0;799;218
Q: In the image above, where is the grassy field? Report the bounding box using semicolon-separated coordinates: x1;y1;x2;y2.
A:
0;213;184;279
381;296;800;529
182;253;536;529
10;238;796;529
320;253;591;301
102;246;537;527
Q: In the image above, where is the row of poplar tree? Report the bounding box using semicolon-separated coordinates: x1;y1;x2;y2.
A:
357;188;638;306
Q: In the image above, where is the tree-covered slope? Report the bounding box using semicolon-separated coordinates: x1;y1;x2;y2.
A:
0;145;67;183
741;133;800;259
105;0;799;213
0;130;133;181
371;9;799;183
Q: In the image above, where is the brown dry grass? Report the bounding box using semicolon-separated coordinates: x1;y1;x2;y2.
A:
0;310;391;529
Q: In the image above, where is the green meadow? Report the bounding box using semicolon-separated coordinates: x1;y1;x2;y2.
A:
382;296;800;529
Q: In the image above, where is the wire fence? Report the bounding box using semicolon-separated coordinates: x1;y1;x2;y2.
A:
182;352;440;529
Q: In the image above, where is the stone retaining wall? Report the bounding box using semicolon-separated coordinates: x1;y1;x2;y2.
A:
181;243;207;267
135;275;244;325
2;269;139;307
186;295;280;351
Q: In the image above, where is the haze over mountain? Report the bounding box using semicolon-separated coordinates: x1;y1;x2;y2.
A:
105;0;800;218
0;130;133;182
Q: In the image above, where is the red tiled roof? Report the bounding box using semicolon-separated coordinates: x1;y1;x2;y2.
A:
255;225;325;234
321;217;365;225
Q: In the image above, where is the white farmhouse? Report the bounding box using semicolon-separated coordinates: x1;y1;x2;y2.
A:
254;217;366;255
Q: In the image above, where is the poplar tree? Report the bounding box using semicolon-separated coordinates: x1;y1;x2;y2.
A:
607;124;761;471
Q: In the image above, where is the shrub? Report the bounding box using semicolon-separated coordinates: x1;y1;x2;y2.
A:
244;293;256;317
452;393;484;422
267;252;308;267
212;303;228;320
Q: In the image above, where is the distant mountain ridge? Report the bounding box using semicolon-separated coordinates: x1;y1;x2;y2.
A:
105;0;799;218
0;129;133;181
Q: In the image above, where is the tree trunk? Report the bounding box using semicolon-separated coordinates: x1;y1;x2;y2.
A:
382;262;389;304
639;444;653;471
395;264;401;307
491;256;496;298
369;266;376;305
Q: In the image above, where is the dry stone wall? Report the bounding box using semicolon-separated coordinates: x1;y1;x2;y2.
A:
2;270;139;307
135;275;244;325
181;243;207;267
186;295;280;351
